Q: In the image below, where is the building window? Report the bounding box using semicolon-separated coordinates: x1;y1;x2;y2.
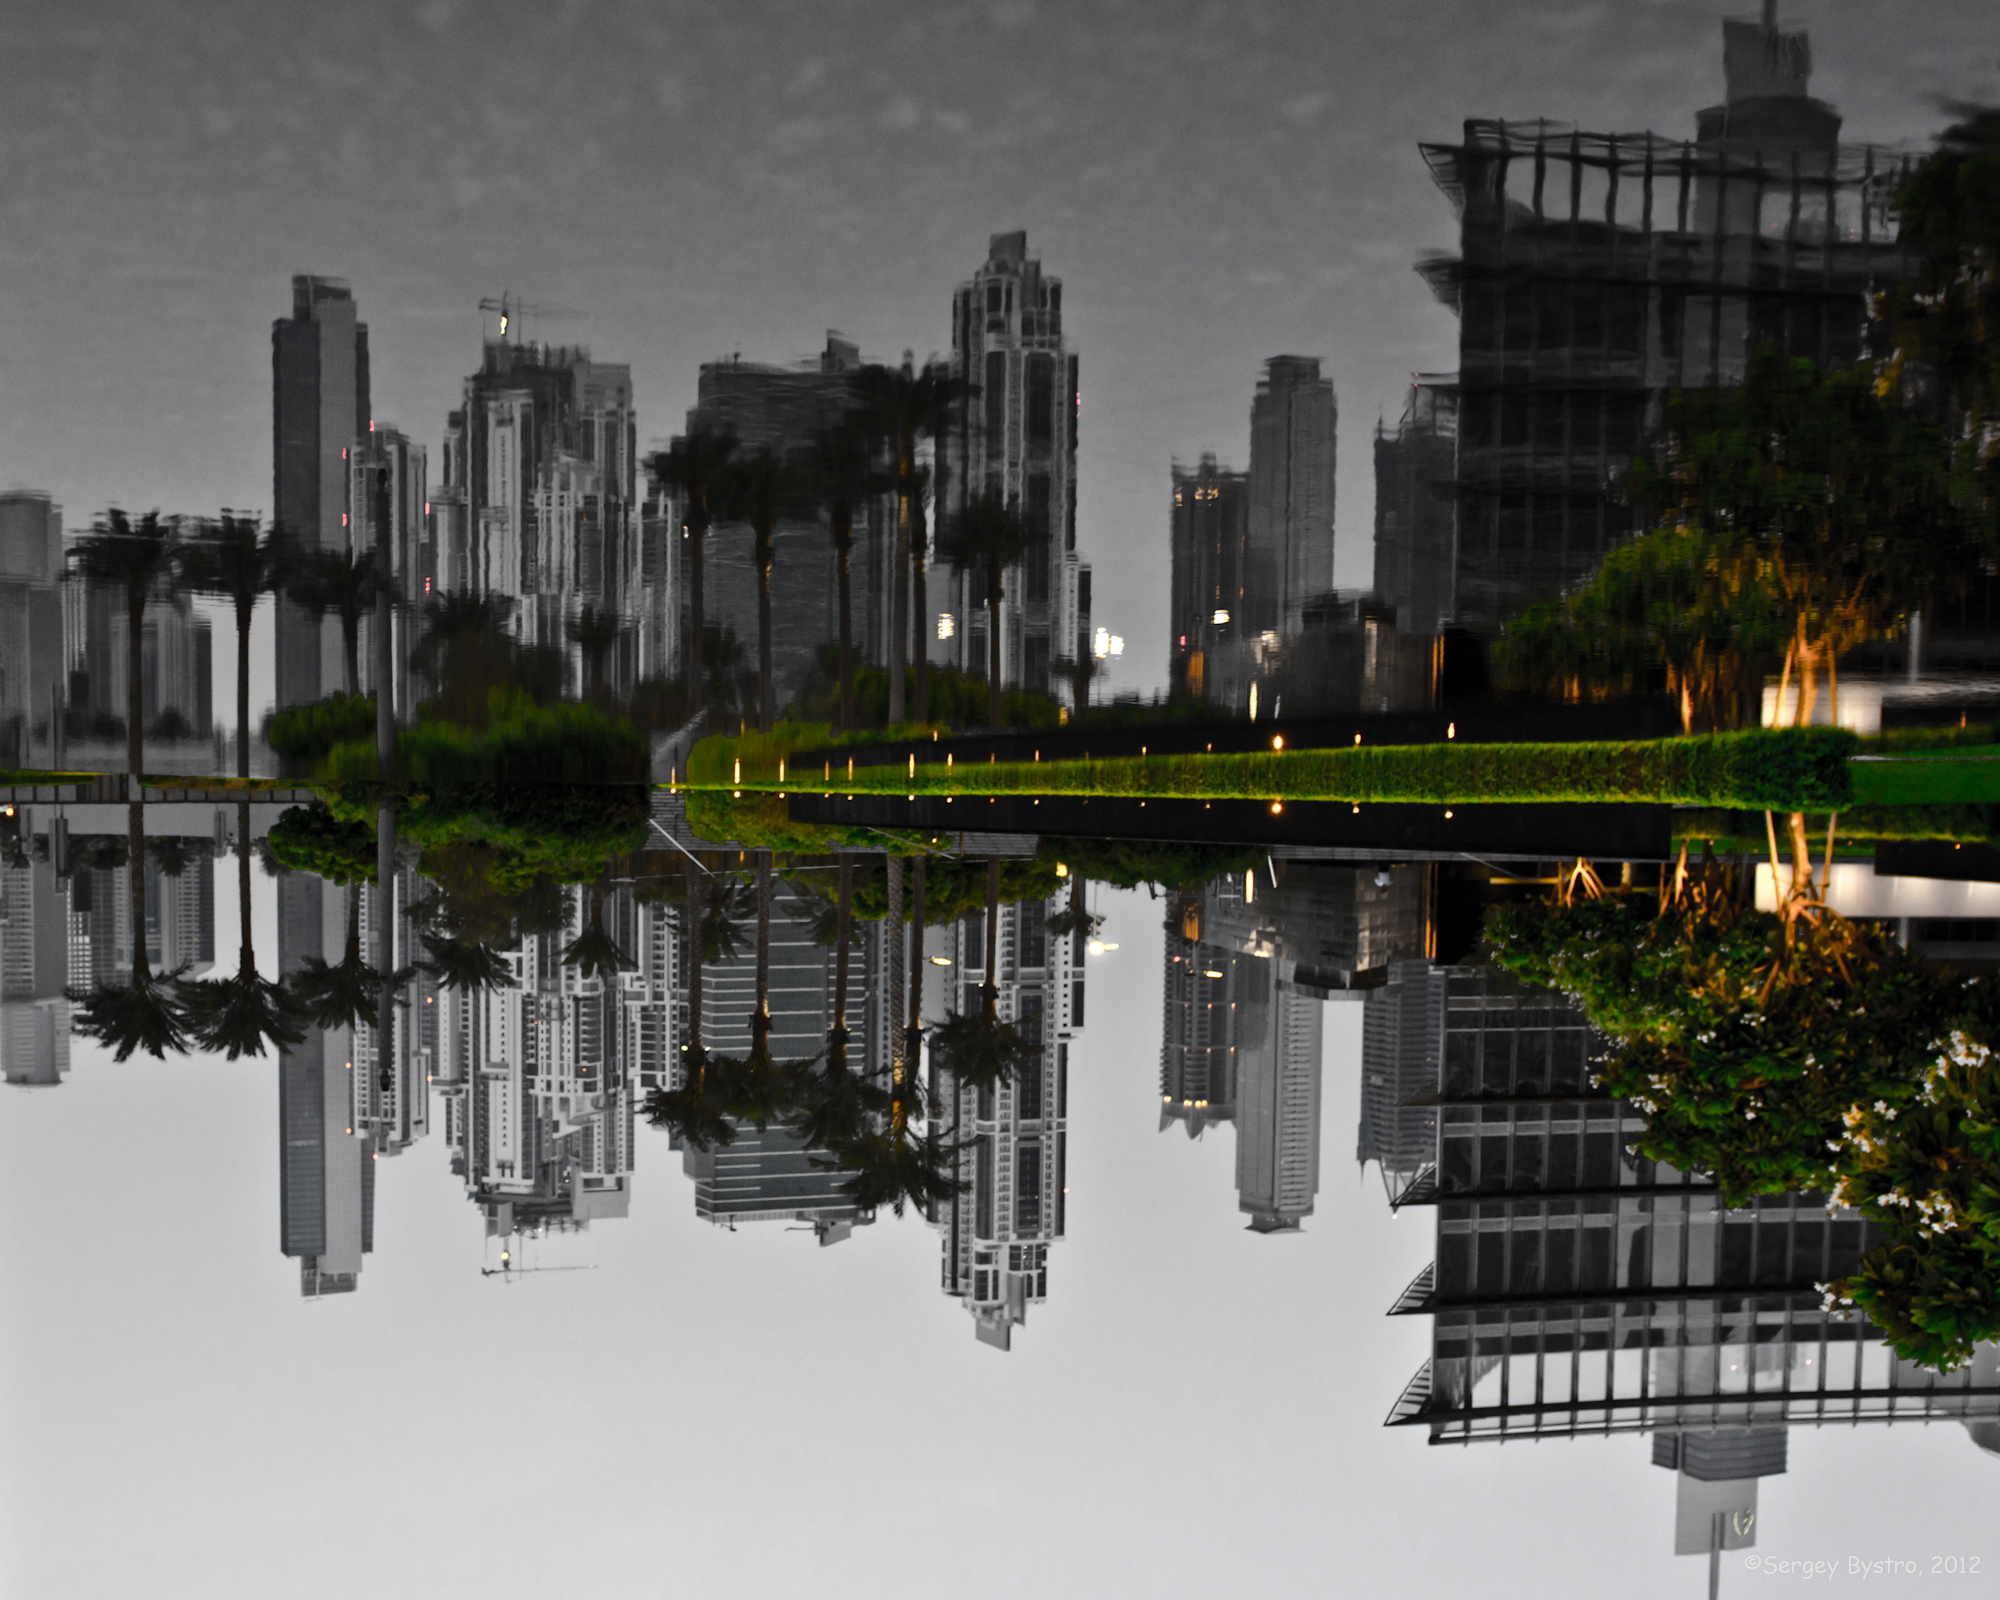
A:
984;352;1007;452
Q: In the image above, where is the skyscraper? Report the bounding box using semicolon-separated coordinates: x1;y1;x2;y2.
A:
1167;454;1251;704
943;232;1091;704
1246;356;1337;638
273;276;370;709
1371;381;1457;638
344;425;427;713
678;335;893;711
0;493;66;771
439;335;637;693
1401;8;1916;634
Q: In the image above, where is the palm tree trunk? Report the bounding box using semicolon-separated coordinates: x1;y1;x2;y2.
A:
835;523;855;734
126;589;145;783
907;853;926;1070
688;523;707;723
982;856;1001;1025
889;482;910;726
986;563;1004;731
237;799;254;975
885;854;904;1080
128;800;149;984
756;526;775;733
236;598;253;781
375;801;397;1090
683;857;705;1068
831;853;853;1073
752;849;773;1044
344;611;361;699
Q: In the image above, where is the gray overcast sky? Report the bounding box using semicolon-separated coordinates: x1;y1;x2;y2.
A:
0;0;1993;696
2;872;1996;1598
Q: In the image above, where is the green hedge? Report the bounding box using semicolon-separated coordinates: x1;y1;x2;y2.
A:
327;694;648;787
267;693;377;763
692;727;1859;812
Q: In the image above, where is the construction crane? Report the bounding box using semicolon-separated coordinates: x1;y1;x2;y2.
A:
477;291;583;343
480;1244;598;1282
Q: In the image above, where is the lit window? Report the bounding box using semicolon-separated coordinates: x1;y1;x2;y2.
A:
938;612;955;641
1211;609;1230;625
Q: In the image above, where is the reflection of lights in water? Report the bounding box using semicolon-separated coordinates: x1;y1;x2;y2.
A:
928;955;952;966
1202;969;1223;979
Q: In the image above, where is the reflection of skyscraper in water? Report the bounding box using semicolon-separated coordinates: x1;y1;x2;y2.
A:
682;877;878;1239
931;886;1080;1348
273;275;370;711
1358;961;1445;1203
1381;961;2000;1559
1164;863;1431;1231
428;886;637;1245
275;872;373;1297
0;850;72;1089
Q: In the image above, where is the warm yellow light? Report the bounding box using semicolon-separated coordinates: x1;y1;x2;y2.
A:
1211;609;1230;625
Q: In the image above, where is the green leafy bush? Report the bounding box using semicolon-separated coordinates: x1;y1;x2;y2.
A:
326;690;648;787
267;803;377;885
267;693;377;763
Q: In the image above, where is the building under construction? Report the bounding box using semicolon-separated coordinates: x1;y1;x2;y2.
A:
1395;5;1917;636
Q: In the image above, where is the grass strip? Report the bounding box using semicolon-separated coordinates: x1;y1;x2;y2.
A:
690;727;1858;812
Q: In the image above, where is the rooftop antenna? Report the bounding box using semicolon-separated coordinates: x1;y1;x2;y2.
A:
477;291;583;343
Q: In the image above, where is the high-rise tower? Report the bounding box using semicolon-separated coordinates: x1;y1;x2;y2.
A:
438;337;635;693
1247;356;1337;637
943;232;1091;703
272;276;370;709
1167;454;1251;704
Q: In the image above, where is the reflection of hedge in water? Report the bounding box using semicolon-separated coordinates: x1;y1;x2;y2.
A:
267;803;377;884
69;834;217;874
320;783;650;890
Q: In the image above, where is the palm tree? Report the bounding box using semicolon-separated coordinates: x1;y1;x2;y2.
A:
181;799;307;1059
560;880;634;979
565;604;621;703
642;856;737;1151
940;494;1039;730
418;933;518;994
648;427;739;724
178;513;286;781
795;853;886;1152
67;510;181;781
718;448;812;732
413;590;517;723
930;857;1042;1091
66;802;192;1060
808;423;883;733
290;879;413;1032
723;850;815;1128
1045;868;1102;943
854;359;971;727
287;546;378;697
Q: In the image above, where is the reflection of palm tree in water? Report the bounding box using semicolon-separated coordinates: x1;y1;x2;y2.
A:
560;880;634;981
291;878;415;1086
641;858;739;1152
930;857;1043;1093
181;799;306;1060
66;802;192;1061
